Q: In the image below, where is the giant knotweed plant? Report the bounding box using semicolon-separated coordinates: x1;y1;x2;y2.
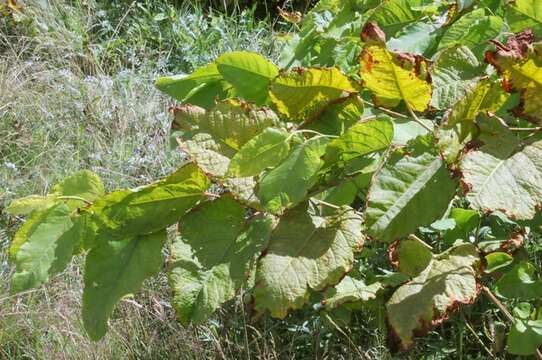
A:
6;0;542;356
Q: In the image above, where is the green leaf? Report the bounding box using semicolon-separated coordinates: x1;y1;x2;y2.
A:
438;9;504;50
389;237;433;277
507;319;542;356
6;170;104;215
359;44;432;111
216;51;279;105
461;138;542;220
495;262;542;300
83;231;166;341
366;140;457;242
257;137;328;214
392;118;432;146
10;203;75;293
324;276;383;309
253;204;363;318
6;195;59;216
386;244;480;350
53;170;105;203
169;196;272;325
442;208;480;245
485;252;514;274
444;78;508;127
323;116;394;165
387;22;439;56
506;0;542;36
513;302;533;320
155;63;231;108
269;68;359;122
368;0;425;32
227;128;291;178
88;163;210;242
430;45;482;110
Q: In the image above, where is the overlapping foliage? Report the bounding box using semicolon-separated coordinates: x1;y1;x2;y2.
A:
6;0;542;355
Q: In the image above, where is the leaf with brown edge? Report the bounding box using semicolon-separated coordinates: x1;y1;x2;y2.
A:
253;203;363;318
386;243;480;351
359;38;432;112
486;30;542;123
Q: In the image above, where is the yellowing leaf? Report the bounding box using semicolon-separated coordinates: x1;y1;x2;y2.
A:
486;33;542;123
269;68;359;122
444;78;508;127
359;44;432;111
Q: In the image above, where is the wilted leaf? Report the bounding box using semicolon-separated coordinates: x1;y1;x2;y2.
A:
253;204;363;318
387;244;480;350
461;136;542;221
486;32;542;123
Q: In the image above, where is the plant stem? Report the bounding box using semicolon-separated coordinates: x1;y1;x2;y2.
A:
361;99;408;119
57;195;92;205
509;127;542;132
407;234;433;250
405;102;434;132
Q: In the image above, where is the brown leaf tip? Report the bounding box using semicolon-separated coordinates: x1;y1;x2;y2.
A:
486;30;535;67
361;21;386;44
